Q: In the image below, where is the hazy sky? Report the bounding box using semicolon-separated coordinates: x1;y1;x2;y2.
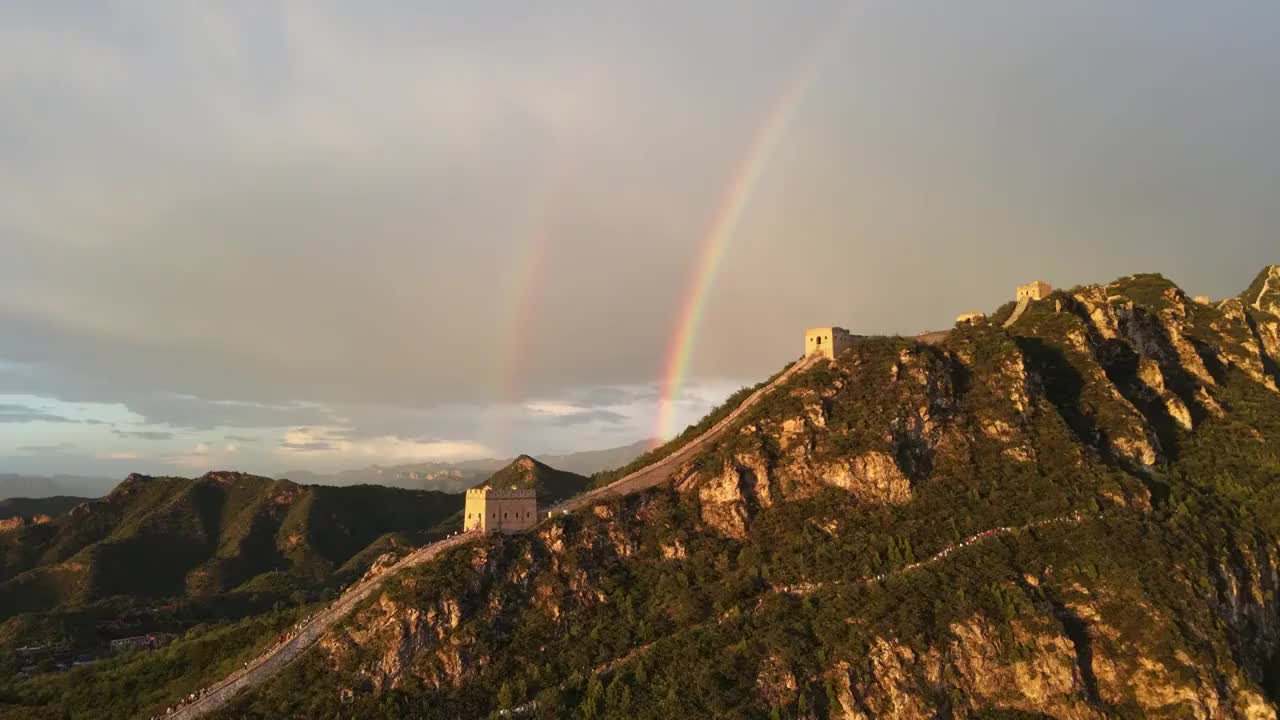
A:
2;1;1278;478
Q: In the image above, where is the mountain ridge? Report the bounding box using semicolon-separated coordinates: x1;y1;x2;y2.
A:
0;441;652;502
476;455;591;505
199;267;1280;719
277;439;653;493
0;471;460;623
6;267;1280;720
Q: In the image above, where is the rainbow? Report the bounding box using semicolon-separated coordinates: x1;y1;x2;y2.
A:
653;5;857;441
496;162;565;454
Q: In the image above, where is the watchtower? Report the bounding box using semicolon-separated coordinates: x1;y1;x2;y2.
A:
464;487;538;533
804;327;853;360
1016;281;1053;302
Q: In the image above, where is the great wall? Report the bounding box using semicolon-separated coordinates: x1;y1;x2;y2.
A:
163;352;821;718
162;532;479;718
548;353;820;515
162;280;1059;717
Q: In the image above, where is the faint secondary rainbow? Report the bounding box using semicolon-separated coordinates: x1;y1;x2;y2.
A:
653;5;857;442
496;162;565;454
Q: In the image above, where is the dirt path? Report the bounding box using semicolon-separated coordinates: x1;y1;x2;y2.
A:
158;356;817;718
586;511;1100;683
773;511;1093;596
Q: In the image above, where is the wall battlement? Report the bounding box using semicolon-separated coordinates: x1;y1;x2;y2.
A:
466;487;536;500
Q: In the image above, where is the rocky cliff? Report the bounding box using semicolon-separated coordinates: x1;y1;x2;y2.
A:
213;268;1280;720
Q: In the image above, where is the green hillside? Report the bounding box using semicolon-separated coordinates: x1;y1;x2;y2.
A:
0;497;88;522
479;455;591;505
0;472;459;621
202;268;1280;720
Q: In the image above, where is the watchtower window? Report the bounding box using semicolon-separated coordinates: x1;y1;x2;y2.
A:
816;336;822;345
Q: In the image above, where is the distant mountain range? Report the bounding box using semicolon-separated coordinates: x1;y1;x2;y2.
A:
0;473;119;500
0;496;88;525
0;439;653;500
278;438;652;493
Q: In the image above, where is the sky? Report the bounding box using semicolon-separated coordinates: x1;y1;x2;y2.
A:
2;1;1278;479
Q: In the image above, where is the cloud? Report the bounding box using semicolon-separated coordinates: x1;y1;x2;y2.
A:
104;451;141;460
112;429;175;441
4;2;1280;476
277;427;491;463
0;1;819;426
126;396;340;431
0;364;341;430
525;401;627;422
280;440;337;452
525;401;588;418
16;442;78;455
224;435;259;443
547;409;629;427
524;397;631;427
165;442;212;468
0;403;76;424
524;392;634;425
569;386;659;408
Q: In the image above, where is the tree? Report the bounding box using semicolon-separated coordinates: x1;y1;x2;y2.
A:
825;679;839;710
579;676;603;720
498;681;513;709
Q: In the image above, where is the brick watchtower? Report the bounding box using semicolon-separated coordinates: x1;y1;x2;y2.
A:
804;327;853;360
464;487;538;533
